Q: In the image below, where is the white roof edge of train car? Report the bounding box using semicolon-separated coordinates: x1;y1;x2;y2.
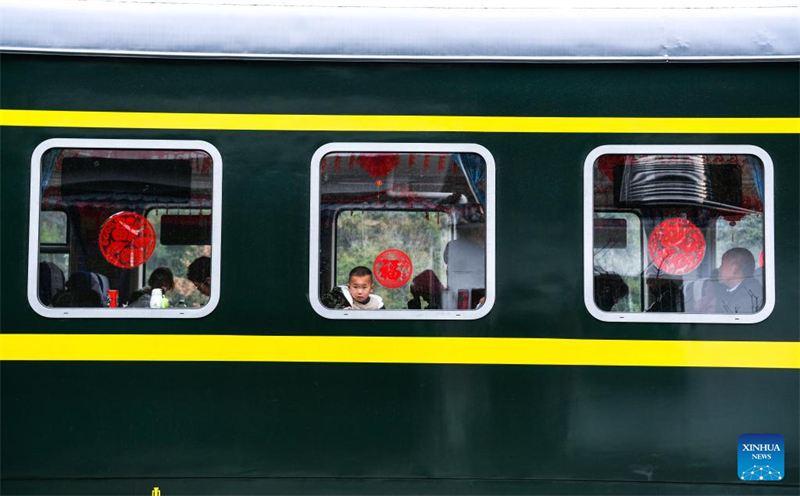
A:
0;0;798;62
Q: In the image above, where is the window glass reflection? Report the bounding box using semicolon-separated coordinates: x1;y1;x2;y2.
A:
318;152;487;311
592;154;765;315
37;148;214;310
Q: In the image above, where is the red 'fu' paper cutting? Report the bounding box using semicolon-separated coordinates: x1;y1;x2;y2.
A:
99;212;156;269
373;249;413;288
648;218;706;275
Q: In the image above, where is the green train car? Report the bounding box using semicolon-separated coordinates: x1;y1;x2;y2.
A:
1;1;799;494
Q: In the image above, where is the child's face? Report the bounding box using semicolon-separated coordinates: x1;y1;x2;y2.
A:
348;275;374;303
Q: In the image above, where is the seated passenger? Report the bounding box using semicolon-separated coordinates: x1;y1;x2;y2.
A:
128;267;175;308
321;266;384;310
594;273;629;311
408;269;444;309
716;247;764;313
692;248;763;314
187;256;211;297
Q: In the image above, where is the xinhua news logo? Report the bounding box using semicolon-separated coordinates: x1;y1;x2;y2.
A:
738;434;784;481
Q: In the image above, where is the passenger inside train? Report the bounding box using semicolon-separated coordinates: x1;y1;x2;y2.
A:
685;247;763;314
187;256;212;298
321;266;385;310
407;270;444;310
128;267;175;308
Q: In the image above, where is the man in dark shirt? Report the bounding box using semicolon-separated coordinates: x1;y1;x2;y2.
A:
689;248;764;315
714;248;764;314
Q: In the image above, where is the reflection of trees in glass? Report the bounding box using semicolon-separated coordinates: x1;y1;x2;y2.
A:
716;215;763;264
39;211;67;244
336;211;452;309
146;209;210;308
593;212;642;312
39;211;70;275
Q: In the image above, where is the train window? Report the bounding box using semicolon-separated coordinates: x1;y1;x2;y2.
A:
310;143;495;320
27;139;222;318
584;146;774;324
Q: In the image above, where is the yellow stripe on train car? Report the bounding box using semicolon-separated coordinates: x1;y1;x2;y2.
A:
1;109;799;134
0;334;798;368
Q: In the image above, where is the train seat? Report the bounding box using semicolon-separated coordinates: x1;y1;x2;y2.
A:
66;271;110;302
38;261;65;306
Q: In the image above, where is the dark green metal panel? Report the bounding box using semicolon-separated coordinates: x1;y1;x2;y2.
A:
2;363;799;482
1;56;798;117
3;477;800;495
1;55;798;494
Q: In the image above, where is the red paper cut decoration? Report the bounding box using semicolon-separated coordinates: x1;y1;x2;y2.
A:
99;212;156;269
358;154;400;178
648;218;706;275
373;249;413;288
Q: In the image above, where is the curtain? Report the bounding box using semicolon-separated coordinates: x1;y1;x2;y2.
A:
453;153;486;206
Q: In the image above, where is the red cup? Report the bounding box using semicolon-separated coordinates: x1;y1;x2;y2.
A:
107;290;119;308
457;289;470;310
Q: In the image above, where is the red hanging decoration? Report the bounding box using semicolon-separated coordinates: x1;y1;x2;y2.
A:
721;212;746;223
596;155;625;181
759;250;765;268
98;212;156;269
648;218;706;275
373;249;413;288
357;154;400;178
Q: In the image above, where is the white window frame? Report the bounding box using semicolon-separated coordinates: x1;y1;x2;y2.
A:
28;138;223;318
309;143;495;320
584;144;775;324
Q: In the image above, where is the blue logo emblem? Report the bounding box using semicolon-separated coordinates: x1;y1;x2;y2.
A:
738;434;784;481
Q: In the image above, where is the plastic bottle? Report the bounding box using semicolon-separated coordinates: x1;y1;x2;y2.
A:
161;293;170;309
150;288;163;309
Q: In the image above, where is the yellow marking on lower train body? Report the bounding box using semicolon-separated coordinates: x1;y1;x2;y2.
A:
0;334;798;368
1;109;799;133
